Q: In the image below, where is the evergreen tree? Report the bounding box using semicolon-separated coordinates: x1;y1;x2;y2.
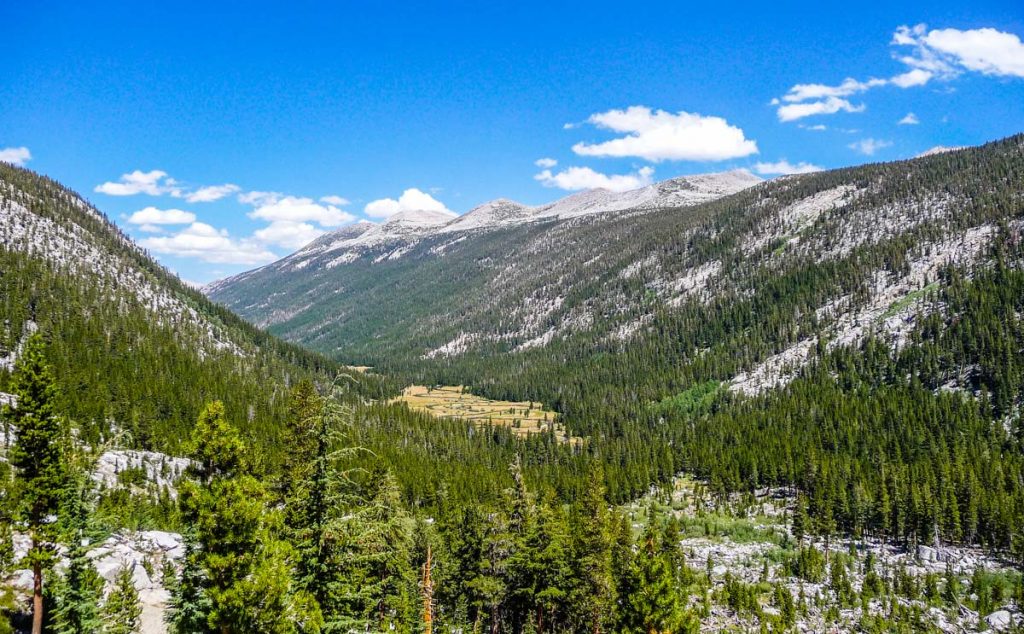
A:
4;334;66;634
624;527;686;634
279;379;321;510
529;493;572;633
103;566;142;634
51;471;102;634
178;401;316;633
166;531;212;634
570;469;614;634
504;456;537;634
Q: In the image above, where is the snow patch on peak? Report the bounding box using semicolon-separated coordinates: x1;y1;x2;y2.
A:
916;146;967;158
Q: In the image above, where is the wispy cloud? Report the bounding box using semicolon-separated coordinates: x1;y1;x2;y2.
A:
898;112;920;125
776;97;865;122
848;138;893;155
753;160;823;176
126;207;197;232
319;195;350;206
186;183;240;203
95;169;182;197
0;147;31;166
774;23;1024;121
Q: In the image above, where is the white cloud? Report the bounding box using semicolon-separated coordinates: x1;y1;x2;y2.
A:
799;124;828;131
252;221;325;250
534;166;655;192
753;160;823;176
95;170;182;197
777;97;866;122
238;190;282;206
363;188;454;218
781;77;886;103
185;183;240;203
0;147;31;166
775;24;1024;122
319;195;350;206
140;222;277;265
126;207;196;227
899;112;920;125
848;138;893;155
889;68;933;88
898;24;1024;78
247;195;354;227
571;106;758;162
534;157;558;168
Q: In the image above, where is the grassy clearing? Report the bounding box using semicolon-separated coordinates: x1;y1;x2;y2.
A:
881;282;939;319
393;385;582;445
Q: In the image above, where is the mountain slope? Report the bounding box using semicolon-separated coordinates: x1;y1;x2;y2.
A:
0;162;360;453
209;140;1023;386
209;136;1024;551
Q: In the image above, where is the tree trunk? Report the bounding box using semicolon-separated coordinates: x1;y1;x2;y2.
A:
31;559;42;634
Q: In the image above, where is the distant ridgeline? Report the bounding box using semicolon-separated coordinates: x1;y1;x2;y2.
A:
211;136;1024;552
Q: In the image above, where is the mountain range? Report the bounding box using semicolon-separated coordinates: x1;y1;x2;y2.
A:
207;139;1024;399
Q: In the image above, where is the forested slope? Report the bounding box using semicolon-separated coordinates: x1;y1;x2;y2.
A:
0;163;378;454
211;136;1024;553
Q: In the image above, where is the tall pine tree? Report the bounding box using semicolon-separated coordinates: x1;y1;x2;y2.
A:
4;334;66;634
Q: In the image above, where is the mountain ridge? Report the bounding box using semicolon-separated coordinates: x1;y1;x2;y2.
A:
0;162;360;453
204;168;764;294
207;136;1024;391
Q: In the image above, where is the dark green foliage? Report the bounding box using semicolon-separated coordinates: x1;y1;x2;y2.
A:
569;469;615;633
0;162;386;463
621;527;689;634
3;333;66;632
176;402;315;634
785;547;825;583
5;334;65;540
51;474;103;634
166;532;212;634
722;573;761;617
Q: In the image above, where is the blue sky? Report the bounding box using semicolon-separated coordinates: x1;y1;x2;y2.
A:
2;1;1023;284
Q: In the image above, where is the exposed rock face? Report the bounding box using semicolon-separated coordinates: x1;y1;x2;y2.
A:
92;449;192;498
7;530;184;634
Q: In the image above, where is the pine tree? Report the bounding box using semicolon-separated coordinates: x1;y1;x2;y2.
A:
103;566;141;634
51;480;103;634
503;457;536;634
529;493;572;633
279;379;321;509
178;401;316;633
335;466;416;632
571;468;614;634
792;496;808;545
166;532;212;634
4;334;66;634
624;527;685;634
